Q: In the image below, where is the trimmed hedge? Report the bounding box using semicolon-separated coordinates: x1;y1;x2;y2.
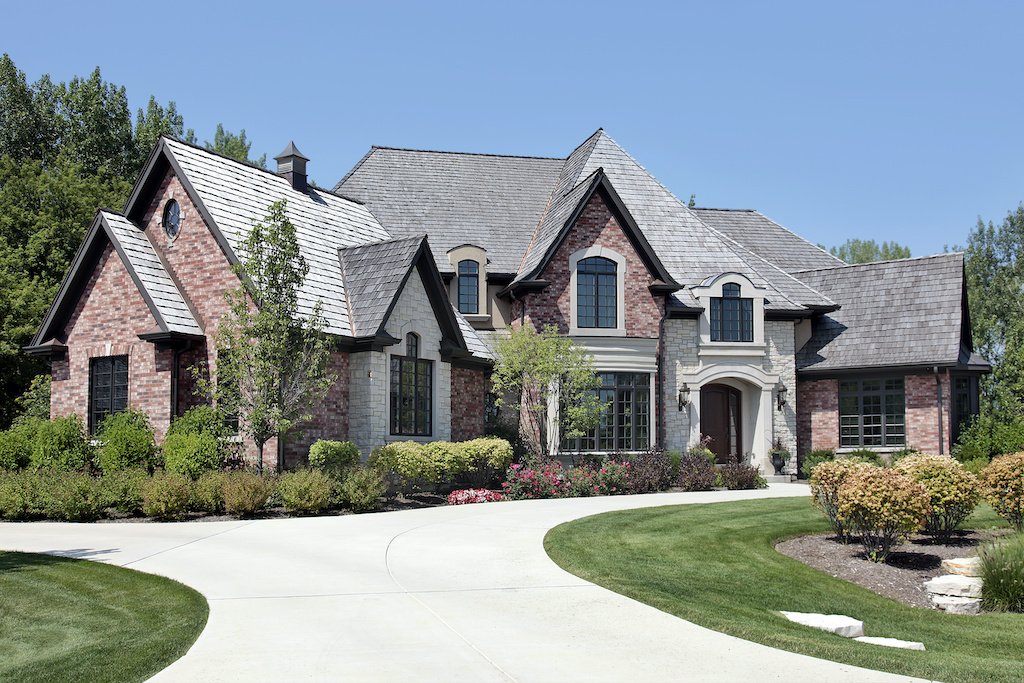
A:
308;440;359;475
369;438;513;486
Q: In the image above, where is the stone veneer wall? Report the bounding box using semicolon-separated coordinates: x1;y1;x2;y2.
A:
662;318;699;452
349;269;453;457
765;320;797;471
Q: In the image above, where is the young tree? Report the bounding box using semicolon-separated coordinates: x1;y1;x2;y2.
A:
490;325;602;458
198;200;335;472
827;238;911;264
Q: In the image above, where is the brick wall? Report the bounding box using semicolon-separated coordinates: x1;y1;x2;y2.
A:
451;366;488;441
523;192;663;337
905;373;952;454
51;243;175;438
796;378;839;455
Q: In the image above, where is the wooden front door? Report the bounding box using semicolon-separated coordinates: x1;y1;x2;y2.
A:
700;384;742;464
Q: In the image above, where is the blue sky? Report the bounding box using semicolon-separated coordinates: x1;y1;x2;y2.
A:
2;1;1021;256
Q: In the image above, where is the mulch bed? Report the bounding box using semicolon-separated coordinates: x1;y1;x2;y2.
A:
776;530;1008;609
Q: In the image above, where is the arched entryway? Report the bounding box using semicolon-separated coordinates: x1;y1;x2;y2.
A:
700;383;742;464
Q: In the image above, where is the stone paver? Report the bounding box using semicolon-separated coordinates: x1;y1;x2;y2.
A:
0;484;926;683
780;611;865;638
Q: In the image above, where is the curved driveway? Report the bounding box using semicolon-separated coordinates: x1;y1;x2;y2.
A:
0;484;924;682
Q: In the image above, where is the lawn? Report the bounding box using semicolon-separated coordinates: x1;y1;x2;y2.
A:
0;551;208;683
545;498;1024;683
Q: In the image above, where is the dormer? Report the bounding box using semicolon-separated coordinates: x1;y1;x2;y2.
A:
691;273;767;350
447;244;488;321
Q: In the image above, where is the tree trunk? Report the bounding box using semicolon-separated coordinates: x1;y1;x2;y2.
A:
255;440;264;475
519;383;543;459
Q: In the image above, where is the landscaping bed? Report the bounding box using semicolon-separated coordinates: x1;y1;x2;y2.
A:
777;529;1009;609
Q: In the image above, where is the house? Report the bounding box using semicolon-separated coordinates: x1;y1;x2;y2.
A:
26;129;989;473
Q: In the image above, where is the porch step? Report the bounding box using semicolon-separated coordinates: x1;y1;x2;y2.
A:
764;474;796;484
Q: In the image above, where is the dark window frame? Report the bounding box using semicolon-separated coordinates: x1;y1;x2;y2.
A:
952;374;980;444
89;355;129;433
162;199;181;240
709;283;754;342
457;259;479;314
576;256;618;329
839;377;906;448
562;372;651;452
390;333;433;436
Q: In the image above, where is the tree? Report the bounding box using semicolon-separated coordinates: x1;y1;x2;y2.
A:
490;325;602;458
828;238;911;264
198;200;334;473
205;124;266;168
133;96;185;170
53;67;135;178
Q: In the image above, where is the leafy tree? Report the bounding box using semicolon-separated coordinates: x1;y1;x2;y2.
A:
827;238;911;264
133;96;185;170
205;124;266;168
0;54;54;162
197;200;334;473
490;325;602;458
53;67;134;178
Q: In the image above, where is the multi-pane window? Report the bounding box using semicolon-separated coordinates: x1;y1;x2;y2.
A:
952;375;980;443
577;257;617;328
390;333;432;436
562;372;650;452
839;378;906;447
457;260;479;314
710;283;753;342
89;355;128;433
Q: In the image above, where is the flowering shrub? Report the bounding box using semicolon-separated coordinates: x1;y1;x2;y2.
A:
675;454;716;491
564;467;598;497
837;467;932;562
809;458;874;540
980;453;1024;531
501;462;568;500
593;461;631;495
447;488;503;505
894;454;980;540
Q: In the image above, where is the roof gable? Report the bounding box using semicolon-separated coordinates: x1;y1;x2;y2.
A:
30;210;202;349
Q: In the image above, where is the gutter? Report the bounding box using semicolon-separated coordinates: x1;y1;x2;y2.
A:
934;366;945;455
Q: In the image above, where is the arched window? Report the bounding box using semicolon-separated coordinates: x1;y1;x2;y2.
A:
710;282;754;342
390;332;432;436
457;260;479;314
577;257;617;328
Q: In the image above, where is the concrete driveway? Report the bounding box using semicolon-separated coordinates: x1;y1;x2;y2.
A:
0;484;924;682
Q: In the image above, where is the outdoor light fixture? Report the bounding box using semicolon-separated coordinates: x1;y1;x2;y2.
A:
678;384;690;411
776;382;788;411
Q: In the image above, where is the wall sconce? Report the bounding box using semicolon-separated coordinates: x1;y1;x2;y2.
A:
678;383;690;411
776;382;788;411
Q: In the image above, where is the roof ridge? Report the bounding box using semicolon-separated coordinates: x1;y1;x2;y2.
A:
162;135;367;206
364;144;566;161
750;211;845;265
793;251;963;274
338;234;427;252
692;207;757;212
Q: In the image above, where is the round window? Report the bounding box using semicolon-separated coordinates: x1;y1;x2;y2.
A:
162;199;181;240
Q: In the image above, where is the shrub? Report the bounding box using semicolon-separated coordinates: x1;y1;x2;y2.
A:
163;432;223;479
564;467;598;497
800;449;834;479
100;468;148;514
167;404;233;440
894;454;981;540
278;469;335;514
675;454;716;491
963;457;990;475
719;463;767;490
846;448;884;467
308;440;359;476
979;533;1024;612
954;411;1024;463
30;415;93;471
42;471;105;521
141;472;193;518
687;435;715;463
0;470;46;519
0;419;42;470
837;467;932;562
980;453;1024;531
809;458;875;540
447;488;503;505
223;471;275;516
369;438;514;486
501;462;567;500
593;460;631;495
192;471;226;513
666;450;682;480
95;410;157;473
616;450;673;493
888;447;921;466
340;467;386;512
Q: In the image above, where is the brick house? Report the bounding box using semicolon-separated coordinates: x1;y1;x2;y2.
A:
27;130;988;473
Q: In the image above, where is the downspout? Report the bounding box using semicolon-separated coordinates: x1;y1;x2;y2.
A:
934;366;945;455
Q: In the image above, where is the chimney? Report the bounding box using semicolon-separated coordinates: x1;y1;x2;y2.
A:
274;141;309;192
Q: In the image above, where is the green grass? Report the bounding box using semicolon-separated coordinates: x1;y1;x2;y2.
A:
545;498;1023;683
0;551;208;683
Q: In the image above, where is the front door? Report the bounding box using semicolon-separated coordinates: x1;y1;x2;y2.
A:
700;384;742;464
